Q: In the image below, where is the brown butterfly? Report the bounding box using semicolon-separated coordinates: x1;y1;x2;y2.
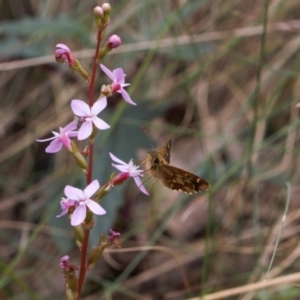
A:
143;140;210;194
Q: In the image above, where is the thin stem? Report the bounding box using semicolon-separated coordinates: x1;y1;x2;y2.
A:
87;142;94;184
77;229;90;298
89;28;103;108
245;0;269;184
87;28;103;184
77;27;103;300
264;182;291;280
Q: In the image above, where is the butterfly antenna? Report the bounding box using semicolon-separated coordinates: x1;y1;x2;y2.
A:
134;157;146;167
141;126;155;150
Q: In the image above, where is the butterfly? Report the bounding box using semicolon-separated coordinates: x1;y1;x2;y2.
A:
143;140;210;194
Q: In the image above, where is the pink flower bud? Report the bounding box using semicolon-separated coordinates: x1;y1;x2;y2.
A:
94;6;104;17
106;35;121;49
55;44;76;66
102;3;111;13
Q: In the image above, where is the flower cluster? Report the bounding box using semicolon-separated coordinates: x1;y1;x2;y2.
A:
41;5;150;298
37;46;148;228
37;62;132;149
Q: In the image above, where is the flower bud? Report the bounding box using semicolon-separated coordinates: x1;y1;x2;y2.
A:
55;44;90;83
102;3;111;13
102;3;111;27
94;6;104;18
55;44;76;66
97;35;121;60
106;35;121;49
94;6;104;28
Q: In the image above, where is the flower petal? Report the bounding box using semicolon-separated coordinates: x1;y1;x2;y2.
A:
36;136;56;142
64;185;83;200
120;89;136;105
100;64;115;81
56;43;71;52
84;180;100;198
93;117;110;130
45;139;63;153
71;100;90;116
86;200;106;215
56;210;68;218
111;163;128;173
71;205;86;226
112;68;125;84
109;152;126;165
91;97;107;115
77;121;93;140
68;131;78;138
62;121;77;133
133;176;149;195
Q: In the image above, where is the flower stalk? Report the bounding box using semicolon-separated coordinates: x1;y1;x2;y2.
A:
77;20;104;300
36;4;148;299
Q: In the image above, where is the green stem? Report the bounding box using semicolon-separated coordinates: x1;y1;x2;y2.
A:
245;0;270;185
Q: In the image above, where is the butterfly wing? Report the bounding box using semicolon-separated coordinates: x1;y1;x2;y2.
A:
160;165;210;194
156;139;171;164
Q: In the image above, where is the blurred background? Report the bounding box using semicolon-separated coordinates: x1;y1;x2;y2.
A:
1;0;300;299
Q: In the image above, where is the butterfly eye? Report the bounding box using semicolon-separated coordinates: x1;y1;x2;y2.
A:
154;157;160;164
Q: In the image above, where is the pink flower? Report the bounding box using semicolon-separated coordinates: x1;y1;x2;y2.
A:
109;153;149;195
106;35;121;49
71;98;110;140
36;121;78;153
55;44;76;66
64;180;106;226
100;64;136;105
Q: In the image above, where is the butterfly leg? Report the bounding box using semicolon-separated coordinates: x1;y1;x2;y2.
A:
148;178;160;192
